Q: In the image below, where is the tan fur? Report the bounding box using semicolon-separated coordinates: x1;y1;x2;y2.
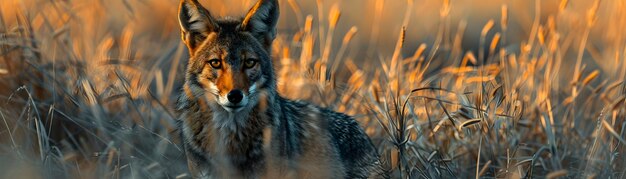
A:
215;67;250;96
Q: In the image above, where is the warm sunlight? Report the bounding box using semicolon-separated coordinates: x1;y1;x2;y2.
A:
1;0;625;178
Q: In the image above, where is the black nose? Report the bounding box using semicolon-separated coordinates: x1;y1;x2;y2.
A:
227;90;244;104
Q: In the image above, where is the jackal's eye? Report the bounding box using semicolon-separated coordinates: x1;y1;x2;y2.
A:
207;59;222;69
244;58;257;69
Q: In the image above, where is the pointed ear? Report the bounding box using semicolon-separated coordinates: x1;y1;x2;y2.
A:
178;0;218;52
241;0;279;48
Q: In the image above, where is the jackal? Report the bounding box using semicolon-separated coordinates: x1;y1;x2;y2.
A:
175;0;384;178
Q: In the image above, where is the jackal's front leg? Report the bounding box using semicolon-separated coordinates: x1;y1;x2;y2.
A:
184;147;213;179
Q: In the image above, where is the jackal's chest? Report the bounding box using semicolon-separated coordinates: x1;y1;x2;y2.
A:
180;110;275;174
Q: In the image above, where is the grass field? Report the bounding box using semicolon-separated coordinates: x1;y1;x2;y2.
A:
1;0;625;178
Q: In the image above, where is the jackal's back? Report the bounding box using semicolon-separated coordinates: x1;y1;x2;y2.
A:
273;98;385;178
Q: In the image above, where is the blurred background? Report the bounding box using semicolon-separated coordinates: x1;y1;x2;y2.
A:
1;0;625;178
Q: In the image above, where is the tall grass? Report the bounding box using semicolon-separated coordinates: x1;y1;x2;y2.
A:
1;0;625;178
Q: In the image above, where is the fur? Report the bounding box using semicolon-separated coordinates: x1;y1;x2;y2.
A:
175;0;386;178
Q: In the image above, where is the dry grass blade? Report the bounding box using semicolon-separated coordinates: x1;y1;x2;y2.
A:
328;5;341;29
481;20;495;37
559;0;569;12
478;160;491;177
582;70;600;86
490;33;501;55
459;118;482;131
475;137;483;179
610;96;625;111
515;158;533;167
501;5;508;30
546;170;568;179
601;119;626;145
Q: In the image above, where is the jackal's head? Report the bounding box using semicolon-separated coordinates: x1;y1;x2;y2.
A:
178;0;278;113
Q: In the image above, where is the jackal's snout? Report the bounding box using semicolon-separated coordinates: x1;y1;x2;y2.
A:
227;89;244;104
218;88;249;112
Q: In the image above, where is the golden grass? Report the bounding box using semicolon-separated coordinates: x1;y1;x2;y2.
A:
1;0;625;178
